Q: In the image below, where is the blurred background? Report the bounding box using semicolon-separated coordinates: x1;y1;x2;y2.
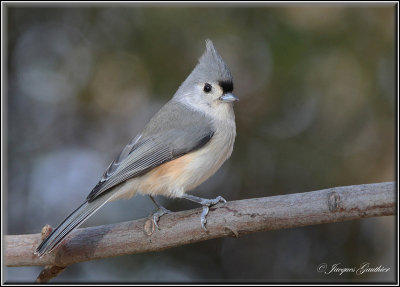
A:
4;3;395;283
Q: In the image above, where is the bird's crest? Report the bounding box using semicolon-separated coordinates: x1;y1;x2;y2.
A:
175;39;233;95
196;39;232;83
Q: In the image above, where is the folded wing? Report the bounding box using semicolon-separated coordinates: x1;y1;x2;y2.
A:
87;101;214;202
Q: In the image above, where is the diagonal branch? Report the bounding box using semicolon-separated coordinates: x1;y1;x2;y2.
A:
5;182;395;269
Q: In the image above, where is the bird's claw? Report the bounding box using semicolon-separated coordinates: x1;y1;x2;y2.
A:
200;206;210;230
199;196;226;231
152;206;171;230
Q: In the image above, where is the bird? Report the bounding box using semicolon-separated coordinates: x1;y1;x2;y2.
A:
35;39;238;256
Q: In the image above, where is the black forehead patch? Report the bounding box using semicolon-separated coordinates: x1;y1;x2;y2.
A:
219;81;234;93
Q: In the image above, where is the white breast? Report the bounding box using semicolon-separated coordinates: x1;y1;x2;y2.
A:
111;107;236;201
182;119;236;192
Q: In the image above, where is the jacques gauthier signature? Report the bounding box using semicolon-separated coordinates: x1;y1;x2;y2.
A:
317;262;390;276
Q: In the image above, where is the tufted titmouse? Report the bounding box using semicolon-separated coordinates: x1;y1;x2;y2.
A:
35;39;238;256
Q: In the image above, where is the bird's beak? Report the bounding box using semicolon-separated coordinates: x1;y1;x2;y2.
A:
219;93;239;103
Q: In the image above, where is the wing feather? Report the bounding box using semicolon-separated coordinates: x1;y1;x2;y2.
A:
87;101;214;202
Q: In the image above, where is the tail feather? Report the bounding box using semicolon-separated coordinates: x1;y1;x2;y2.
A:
35;193;114;256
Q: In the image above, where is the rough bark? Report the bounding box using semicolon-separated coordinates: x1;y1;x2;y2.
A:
5;182;395;269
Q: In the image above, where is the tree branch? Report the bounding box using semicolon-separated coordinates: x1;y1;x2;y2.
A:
34;225;67;283
6;182;395;268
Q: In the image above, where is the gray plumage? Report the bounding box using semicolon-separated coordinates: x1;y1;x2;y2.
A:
87;101;214;201
35;102;214;256
35;39;235;256
174;39;233;101
35;192;115;256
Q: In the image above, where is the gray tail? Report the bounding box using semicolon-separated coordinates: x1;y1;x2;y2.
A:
35;193;113;256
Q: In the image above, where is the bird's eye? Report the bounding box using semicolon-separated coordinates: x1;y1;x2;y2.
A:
203;83;212;93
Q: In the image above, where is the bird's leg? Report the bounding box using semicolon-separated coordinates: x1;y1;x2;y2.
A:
149;195;171;230
181;194;226;231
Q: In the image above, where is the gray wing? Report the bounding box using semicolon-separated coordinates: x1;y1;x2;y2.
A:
87;101;214;202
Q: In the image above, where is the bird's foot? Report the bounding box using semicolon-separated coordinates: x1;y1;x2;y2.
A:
152;206;171;230
180;194;226;230
199;196;226;230
148;195;171;230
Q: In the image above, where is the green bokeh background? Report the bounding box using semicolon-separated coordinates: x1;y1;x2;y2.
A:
5;4;395;283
